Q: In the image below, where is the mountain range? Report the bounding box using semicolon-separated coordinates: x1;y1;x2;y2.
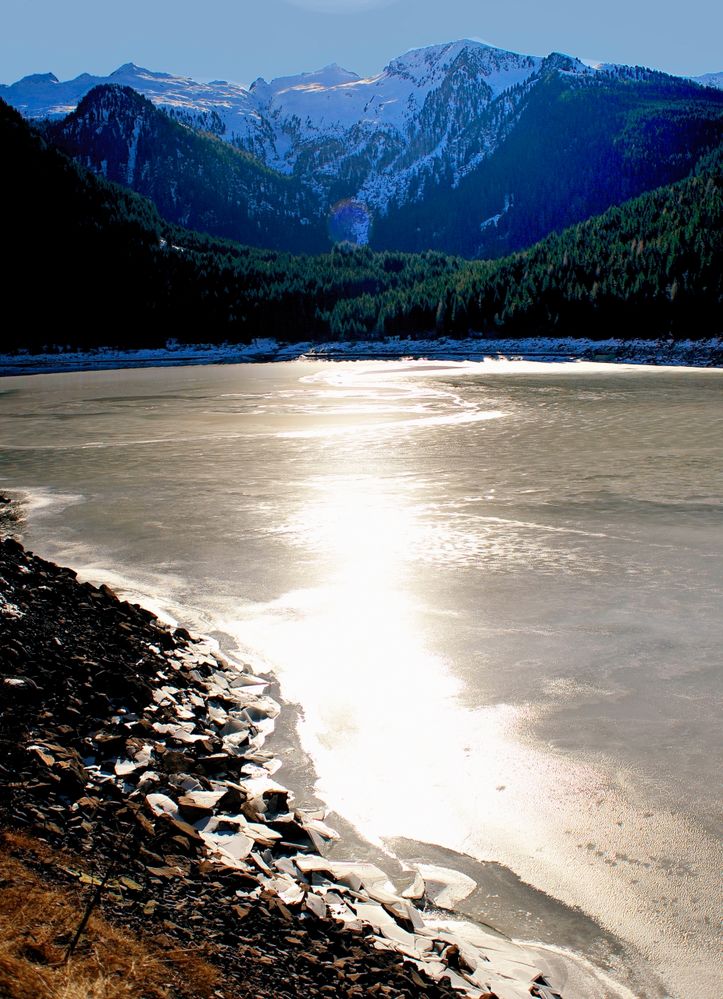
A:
3;40;723;258
2;93;720;353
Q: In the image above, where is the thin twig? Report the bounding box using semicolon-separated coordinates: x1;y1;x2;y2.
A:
63;818;139;964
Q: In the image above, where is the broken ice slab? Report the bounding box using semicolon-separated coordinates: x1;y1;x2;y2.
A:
129;743;153;767
180;790;227;809
170;774;204;792
152;721;193;735
152;685;180;705
241;715;275;738
168;728;211;745
400;871;426;900
266;876;305;907
241;758;283;778
243;820;283;844
273;857;304;882
411;863;477;908
225;817;284;847
145;792;179;818
300;817;340;842
196;812;283;847
423;917;550;998
113;758;138;776
433;966;475;993
136;770;160;791
237;696;280;721
295;857;397;897
228;677;269;695
174;705;196;721
207;703;229;726
351;901;419;950
303;892;327;919
377;895;426;931
200;828;254;862
238;774;291;802
177;790;227;819
220;716;251;737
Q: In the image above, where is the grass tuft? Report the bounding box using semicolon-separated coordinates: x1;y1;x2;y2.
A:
0;833;220;999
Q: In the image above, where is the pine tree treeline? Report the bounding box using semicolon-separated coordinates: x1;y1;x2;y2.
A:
1;98;720;352
372;144;723;341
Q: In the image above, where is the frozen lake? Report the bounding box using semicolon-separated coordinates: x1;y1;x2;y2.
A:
1;358;721;998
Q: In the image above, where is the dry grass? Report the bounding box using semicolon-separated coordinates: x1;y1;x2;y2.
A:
0;833;221;999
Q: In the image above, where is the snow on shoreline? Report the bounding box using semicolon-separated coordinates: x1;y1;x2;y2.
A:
0;335;721;377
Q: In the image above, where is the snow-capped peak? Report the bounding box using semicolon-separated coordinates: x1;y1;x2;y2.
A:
6;37;712;219
111;62;144;76
381;38;541;105
251;63;361;100
386;38;485;77
13;72;59;86
386;38;533;85
248;38;542;141
109;63;177;82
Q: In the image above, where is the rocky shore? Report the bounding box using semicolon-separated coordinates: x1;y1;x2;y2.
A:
0;501;562;999
0;334;721;376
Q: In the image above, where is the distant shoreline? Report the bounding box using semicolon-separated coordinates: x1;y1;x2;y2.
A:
0;334;721;376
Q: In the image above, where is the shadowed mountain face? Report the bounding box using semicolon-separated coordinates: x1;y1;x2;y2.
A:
43;86;328;253
6;40;723;256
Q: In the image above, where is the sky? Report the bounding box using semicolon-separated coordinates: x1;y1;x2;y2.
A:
2;0;721;86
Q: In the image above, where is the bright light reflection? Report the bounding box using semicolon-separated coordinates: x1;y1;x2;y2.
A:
219;471;542;848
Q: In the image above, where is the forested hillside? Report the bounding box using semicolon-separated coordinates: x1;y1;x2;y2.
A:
44;86;328;253
377;68;723;258
365;144;723;340
1;98;720;352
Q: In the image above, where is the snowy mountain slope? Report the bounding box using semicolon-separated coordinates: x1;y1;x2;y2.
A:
0;42;545;180
0;62;289;168
1;40;552;217
1;41;540;138
5;40;722;258
4;42;720;166
4;42;715;208
255;40;540;139
0;62;257;128
371;62;723;257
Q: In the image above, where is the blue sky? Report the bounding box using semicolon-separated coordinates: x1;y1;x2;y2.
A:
2;0;721;85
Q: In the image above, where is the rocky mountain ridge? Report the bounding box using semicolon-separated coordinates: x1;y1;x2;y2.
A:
5;40;723;256
5;41;721;214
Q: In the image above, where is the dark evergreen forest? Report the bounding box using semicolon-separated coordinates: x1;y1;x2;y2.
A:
1;99;720;352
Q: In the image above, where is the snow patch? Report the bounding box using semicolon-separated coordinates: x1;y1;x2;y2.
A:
126;115;142;185
480;193;513;231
